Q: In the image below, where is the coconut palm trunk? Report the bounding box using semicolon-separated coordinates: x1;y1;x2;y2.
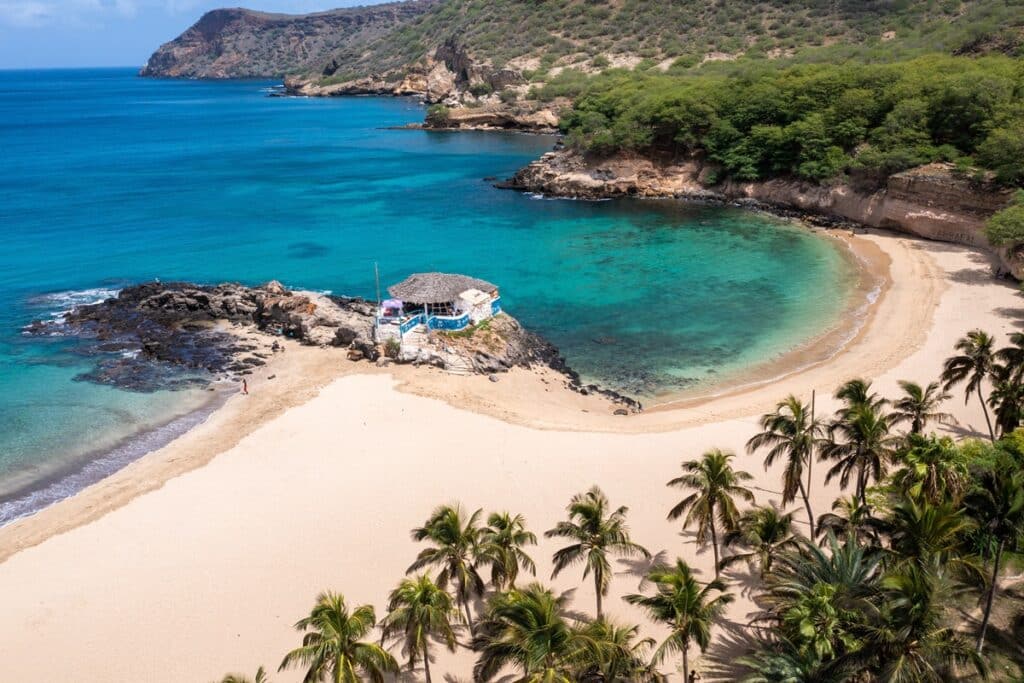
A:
807;392;816;536
594;571;604;619
456;572;475;634
682;641;690;683
977;539;1004;654
423;641;432;683
857;455;869;507
798;479;815;539
709;504;720;578
977;387;996;442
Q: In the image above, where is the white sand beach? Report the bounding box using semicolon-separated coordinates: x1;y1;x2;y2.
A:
0;230;1019;682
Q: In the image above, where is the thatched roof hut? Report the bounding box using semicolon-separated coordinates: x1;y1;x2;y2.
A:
387;273;497;305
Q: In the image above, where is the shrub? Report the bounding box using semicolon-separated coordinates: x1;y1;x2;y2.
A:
384;338;401;360
469;83;494;98
977;124;1024;186
985;191;1024;246
425;105;451;126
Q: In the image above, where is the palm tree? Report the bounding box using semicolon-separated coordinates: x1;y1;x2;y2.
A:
472;583;592;682
815;495;882;547
738;637;853;682
994;330;1024;383
408;504;485;632
479;512;537;591
379;575;460;683
882;496;979;582
891;380;956;435
545;485;650;619
746;395;824;537
834;378;888;417
760;535;881;670
822;404;898;506
851;567;985;681
964;465;1024;654
720;503;801;578
988;362;1024;437
942;329;997;441
279;592;398;683
765;534;882;618
625;558;733;683
577;619;663;682
891;433;969;505
667;448;755;578
217;667;269;683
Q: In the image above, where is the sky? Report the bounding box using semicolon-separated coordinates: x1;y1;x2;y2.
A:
0;0;385;69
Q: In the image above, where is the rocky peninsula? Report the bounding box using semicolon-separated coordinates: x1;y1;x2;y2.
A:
24;280;640;410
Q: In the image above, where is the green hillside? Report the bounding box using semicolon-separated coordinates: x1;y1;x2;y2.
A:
316;0;1024;83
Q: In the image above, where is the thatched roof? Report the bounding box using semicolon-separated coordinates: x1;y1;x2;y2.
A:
387;273;497;305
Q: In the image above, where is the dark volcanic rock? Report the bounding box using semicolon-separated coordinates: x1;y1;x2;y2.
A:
25;280;379;392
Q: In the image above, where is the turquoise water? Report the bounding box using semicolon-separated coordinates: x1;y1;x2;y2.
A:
0;68;857;520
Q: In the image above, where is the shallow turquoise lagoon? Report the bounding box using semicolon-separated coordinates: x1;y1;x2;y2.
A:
0;69;857;520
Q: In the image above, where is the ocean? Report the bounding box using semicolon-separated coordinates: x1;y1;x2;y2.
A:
0;68;857;523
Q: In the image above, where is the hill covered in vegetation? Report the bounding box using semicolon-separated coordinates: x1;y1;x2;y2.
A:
144;0;1024;85
140;1;438;79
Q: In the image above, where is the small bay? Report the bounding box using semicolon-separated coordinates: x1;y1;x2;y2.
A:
0;68;857;520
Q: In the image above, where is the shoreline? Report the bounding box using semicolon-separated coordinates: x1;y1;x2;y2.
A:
0;220;878;531
0;231;1019;682
641;226;886;408
0;386;232;526
0;227;962;565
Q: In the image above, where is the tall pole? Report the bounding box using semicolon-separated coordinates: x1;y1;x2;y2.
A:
374;262;381;308
808;389;815;511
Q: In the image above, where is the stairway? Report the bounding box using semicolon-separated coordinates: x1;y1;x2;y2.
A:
442;351;475;376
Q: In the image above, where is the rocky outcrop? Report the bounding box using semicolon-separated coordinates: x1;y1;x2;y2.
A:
506;151;1014;251
140;2;436;79
423;103;562;132
21;280;645;409
22;281;380;391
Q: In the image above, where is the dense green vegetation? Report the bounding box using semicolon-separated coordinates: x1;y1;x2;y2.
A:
986;191;1024;246
214;328;1024;683
559;54;1024;186
318;0;1024;83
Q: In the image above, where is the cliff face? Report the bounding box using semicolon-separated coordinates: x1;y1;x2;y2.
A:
508;150;1013;251
140;2;436;79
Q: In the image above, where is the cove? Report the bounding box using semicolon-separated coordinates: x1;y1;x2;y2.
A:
0;68;857;520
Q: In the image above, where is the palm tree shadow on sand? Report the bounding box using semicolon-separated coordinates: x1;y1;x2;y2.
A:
719;563;765;601
616;549;670;589
700;617;763;682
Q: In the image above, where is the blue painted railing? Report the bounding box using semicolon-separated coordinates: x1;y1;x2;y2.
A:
399;314;425;336
491;297;502;316
427;313;470;331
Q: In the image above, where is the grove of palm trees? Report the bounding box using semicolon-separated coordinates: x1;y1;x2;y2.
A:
218;329;1024;683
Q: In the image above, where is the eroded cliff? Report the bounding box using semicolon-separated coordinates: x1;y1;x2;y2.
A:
507;150;1013;252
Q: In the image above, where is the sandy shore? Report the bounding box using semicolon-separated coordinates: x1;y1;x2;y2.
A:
0;230;1020;682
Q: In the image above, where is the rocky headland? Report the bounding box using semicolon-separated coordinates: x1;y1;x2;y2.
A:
139;3;437;79
24;280;640;410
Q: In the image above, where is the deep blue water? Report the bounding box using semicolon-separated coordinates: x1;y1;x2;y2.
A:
0;68;856;520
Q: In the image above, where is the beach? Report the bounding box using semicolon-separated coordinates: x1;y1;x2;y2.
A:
0;229;1019;682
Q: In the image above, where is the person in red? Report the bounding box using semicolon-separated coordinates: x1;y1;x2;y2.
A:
242;379;248;395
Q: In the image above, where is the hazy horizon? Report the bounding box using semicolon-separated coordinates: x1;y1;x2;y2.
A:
0;0;388;69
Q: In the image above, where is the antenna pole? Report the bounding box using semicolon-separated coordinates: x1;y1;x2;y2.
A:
374;262;381;308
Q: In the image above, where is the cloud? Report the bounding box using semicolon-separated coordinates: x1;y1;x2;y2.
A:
0;0;149;27
0;1;57;26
